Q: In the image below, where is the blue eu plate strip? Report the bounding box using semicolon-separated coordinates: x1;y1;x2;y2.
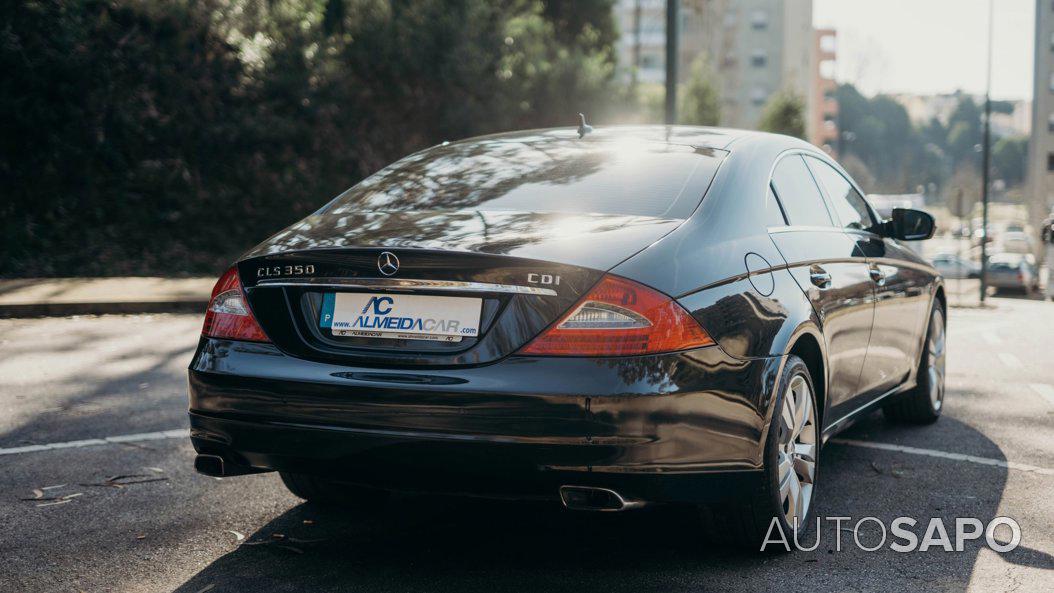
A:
319;293;335;328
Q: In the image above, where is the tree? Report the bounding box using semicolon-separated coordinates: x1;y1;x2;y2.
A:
991;136;1028;188
758;90;805;139
0;0;620;277
679;55;720;126
839;154;876;192
944;164;982;215
945;94;983;169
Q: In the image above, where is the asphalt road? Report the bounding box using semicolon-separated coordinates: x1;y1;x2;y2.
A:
2;301;1053;592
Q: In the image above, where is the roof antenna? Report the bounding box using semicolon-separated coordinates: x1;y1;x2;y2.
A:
577;113;594;139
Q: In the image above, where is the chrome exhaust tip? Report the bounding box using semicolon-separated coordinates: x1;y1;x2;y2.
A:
194;454;226;477
193;454;267;477
558;485;645;512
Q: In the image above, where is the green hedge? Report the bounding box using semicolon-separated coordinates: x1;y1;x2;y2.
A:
1;0;617;277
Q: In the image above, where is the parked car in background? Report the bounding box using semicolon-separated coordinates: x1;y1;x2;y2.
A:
999;231;1034;255
931;253;980;279
987;253;1040;295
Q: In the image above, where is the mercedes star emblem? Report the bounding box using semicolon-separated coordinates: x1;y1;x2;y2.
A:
377;251;400;276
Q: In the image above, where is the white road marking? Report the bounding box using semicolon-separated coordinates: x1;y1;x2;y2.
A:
7;426;1054;481
833;438;1054;477
1030;383;1054;406
981;332;1002;345
998;353;1023;369
0;428;187;456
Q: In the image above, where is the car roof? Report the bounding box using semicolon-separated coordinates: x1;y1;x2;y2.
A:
446;125;813;153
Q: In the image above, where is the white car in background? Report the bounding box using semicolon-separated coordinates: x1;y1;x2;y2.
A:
999;231;1034;255
930;253;980;279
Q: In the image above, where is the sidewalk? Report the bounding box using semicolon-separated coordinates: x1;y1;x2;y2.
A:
943;278;985;308
0;277;213;317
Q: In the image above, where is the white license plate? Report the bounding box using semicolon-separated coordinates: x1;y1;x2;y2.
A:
320;292;482;342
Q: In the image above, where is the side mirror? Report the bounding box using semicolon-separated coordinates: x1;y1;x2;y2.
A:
884;208;935;241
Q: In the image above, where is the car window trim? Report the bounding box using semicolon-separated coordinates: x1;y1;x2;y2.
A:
767;182;789;226
802;154;880;232
767;151;837;229
767;225;846;234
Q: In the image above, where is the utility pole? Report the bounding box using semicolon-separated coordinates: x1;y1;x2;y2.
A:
980;0;994;303
631;0;642;93
665;0;679;125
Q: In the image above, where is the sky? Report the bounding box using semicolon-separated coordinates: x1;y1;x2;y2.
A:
814;0;1035;100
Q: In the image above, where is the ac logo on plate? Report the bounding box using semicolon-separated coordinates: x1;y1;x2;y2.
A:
361;296;394;315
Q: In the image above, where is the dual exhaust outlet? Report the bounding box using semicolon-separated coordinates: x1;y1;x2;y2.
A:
558;485;645;512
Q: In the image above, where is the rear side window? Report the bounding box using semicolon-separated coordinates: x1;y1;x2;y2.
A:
806;157;875;231
770;155;833;227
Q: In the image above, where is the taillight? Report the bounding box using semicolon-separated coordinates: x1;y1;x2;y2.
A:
519;275;714;356
201;266;270;342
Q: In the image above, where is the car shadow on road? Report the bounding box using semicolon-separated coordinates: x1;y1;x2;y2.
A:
170;413;1053;593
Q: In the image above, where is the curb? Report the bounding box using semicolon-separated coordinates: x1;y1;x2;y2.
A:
0;300;207;318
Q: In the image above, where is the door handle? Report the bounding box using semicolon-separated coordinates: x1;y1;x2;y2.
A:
869;265;885;284
809;265;832;289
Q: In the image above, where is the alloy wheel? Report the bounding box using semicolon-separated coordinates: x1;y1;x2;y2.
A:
777;373;817;528
928;309;947;411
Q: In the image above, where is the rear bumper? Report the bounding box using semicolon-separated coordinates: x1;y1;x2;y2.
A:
188;338;783;504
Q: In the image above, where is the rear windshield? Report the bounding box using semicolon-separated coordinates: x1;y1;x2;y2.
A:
324;137;725;219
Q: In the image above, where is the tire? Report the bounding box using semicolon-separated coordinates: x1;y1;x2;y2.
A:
279;471;389;508
699;355;819;551
883;304;946;424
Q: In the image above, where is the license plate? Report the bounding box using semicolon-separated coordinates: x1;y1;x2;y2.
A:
319;292;482;342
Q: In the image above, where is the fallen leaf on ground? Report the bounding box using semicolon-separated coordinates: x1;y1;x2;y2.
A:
240;535;310;554
81;475;168;489
226;530;245;542
288;537;328;544
275;544;304;554
23;492;82;503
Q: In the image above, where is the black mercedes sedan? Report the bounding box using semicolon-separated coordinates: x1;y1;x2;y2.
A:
188;126;944;547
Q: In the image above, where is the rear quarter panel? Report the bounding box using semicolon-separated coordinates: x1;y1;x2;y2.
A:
612;135;819;363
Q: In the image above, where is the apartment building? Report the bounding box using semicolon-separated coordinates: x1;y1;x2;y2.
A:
614;1;818;135
1029;0;1054;217
811;28;838;152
